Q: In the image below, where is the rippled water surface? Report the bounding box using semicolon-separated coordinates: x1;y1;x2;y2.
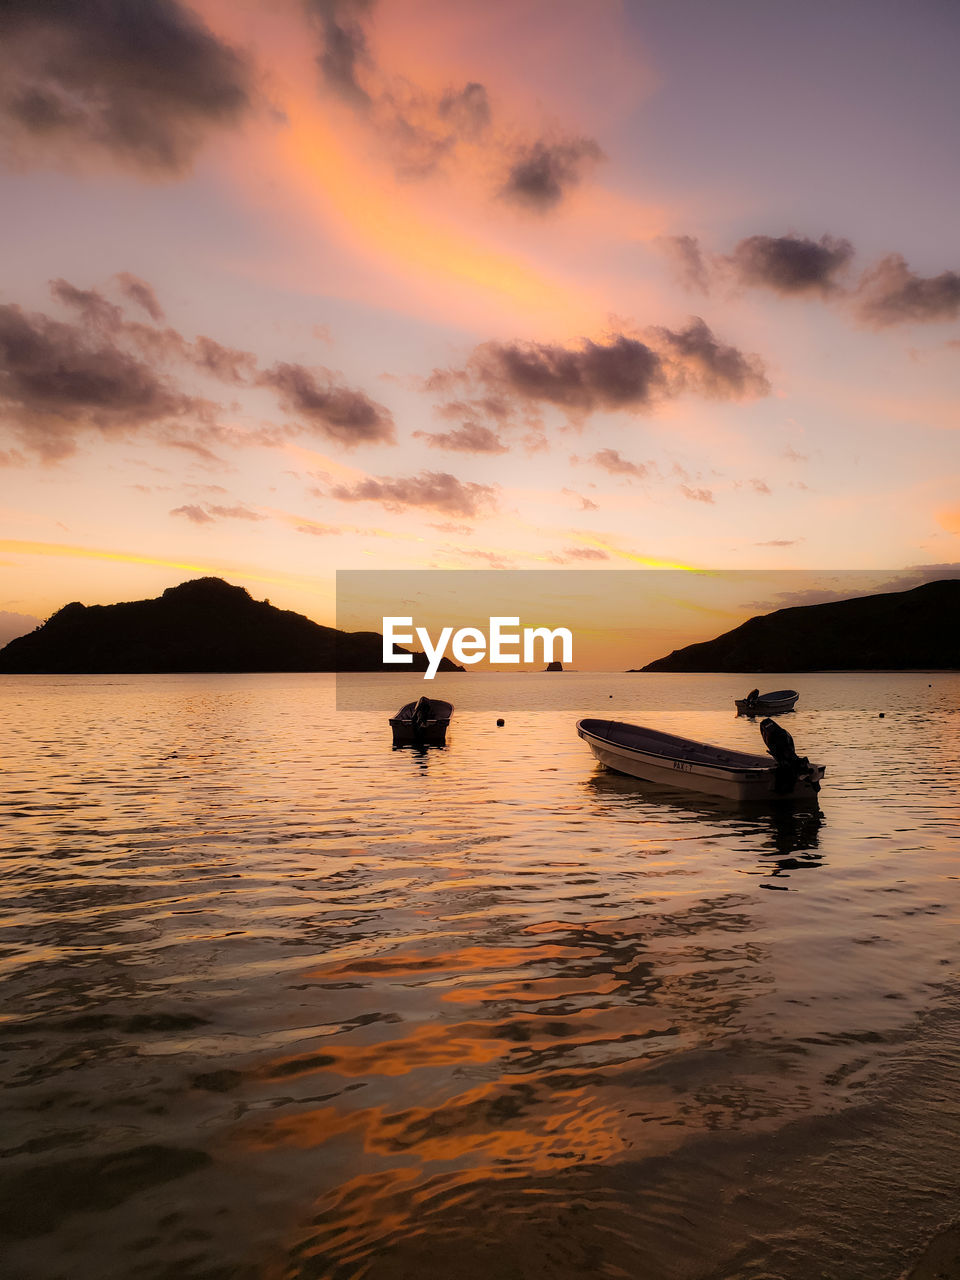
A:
2;672;960;1280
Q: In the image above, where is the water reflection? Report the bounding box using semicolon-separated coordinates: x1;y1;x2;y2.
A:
1;673;959;1280
582;769;825;867
391;741;445;755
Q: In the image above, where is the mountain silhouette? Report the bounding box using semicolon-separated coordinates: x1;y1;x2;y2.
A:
0;578;464;674
640;579;960;672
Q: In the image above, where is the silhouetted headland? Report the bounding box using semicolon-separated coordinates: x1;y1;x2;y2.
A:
640;579;960;672
0;578;465;675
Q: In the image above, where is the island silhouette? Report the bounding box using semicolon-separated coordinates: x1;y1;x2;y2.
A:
0;578;464;675
639;579;960;672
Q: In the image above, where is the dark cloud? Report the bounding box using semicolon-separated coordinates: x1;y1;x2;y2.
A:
258;361;395;447
687;231;960;332
51;276;257;383
49;278;125;329
756;539;799;547
330;470;497;516
501;137;604;211
115;273;165;322
375;81;494;180
590;448;649;478
3;277;395;462
414;423;507;454
171;501;263;523
430;322;767;429
730;233;854;295
307;1;493;180
855;254;960;326
469;334;665;415
0;0;253;174
679;485;714;504
0;302;199;458
652;317;770;399
307;2;599;210
658;235;710;294
308;0;375;109
50;272;261;386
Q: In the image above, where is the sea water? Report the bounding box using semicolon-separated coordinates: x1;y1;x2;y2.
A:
1;672;959;1279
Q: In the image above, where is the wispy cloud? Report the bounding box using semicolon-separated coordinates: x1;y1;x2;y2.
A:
0;276;395;460
171;502;265;524
305;0;604;211
589;448;650;479
855;255;960;326
328;469;498;516
258;362;395;447
413;423;508;454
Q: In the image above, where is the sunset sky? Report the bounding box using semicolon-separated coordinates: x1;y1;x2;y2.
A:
2;0;959;646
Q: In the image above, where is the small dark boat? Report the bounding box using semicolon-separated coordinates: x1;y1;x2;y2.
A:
735;688;799;716
389;697;453;747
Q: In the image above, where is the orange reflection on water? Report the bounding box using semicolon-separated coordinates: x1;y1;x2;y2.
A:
440;973;623;1003
255;1019;509;1081
253;1074;635;1277
246;1075;628;1169
256;1001;676;1086
303;941;601;982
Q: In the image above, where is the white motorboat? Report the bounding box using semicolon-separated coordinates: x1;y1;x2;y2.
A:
577;717;824;802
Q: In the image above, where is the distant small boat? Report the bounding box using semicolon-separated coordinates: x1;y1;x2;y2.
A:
735;688;799;715
577;718;823;801
389;697;453;747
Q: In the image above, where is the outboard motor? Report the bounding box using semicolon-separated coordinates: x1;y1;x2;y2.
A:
760;717;820;794
410;696;432;738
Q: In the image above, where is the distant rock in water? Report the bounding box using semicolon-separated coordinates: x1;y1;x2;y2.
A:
545;660;564;672
0;578;464;675
640;579;960;672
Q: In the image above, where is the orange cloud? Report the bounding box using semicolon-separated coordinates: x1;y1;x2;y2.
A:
195;0;665;337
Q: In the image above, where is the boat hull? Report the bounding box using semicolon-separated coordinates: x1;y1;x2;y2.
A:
735;690;799;716
389;698;453;748
577;722;823;802
389;719;449;747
